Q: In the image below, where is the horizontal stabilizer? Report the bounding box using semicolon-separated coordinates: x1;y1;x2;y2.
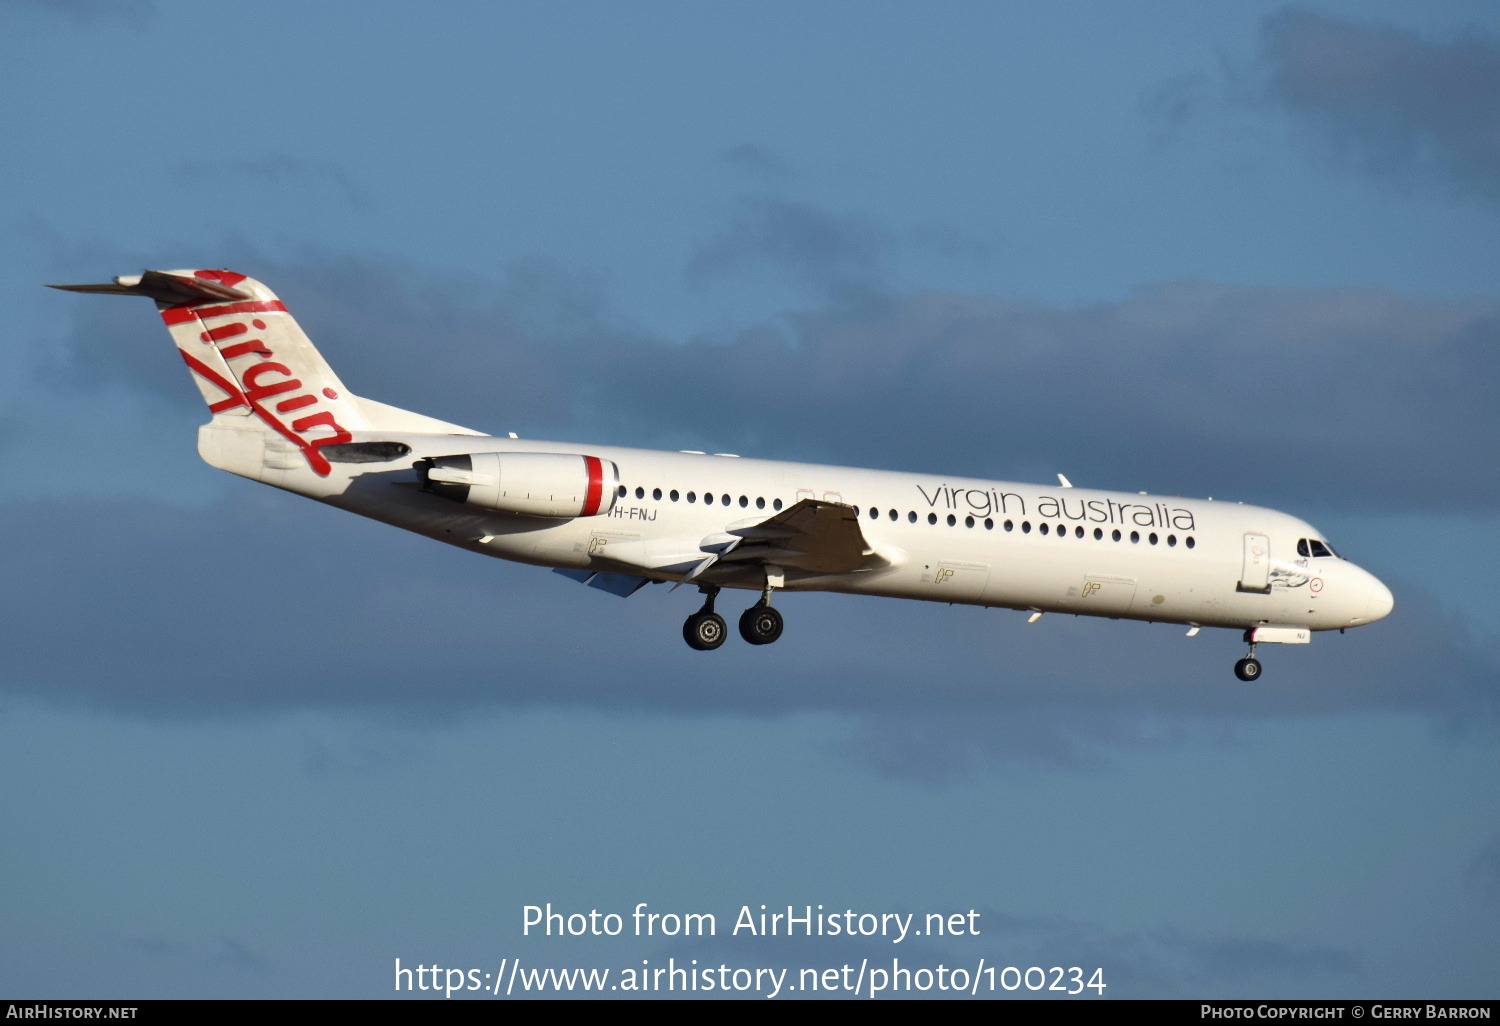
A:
48;269;251;305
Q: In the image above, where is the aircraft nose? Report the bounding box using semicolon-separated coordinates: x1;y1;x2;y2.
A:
1363;577;1394;624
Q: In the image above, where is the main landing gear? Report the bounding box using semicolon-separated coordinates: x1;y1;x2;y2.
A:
739;601;783;646
1234;633;1263;681
682;584;784;650
683;588;727;650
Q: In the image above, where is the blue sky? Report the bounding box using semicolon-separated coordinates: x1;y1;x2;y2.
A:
2;0;1496;1000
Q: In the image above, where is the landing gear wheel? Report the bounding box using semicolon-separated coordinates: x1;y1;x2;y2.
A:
1234;657;1262;682
739;604;784;645
684;612;727;651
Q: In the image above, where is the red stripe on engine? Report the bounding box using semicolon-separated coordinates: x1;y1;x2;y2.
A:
582;455;604;516
161;300;287;325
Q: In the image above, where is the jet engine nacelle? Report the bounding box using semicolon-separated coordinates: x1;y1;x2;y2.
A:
418;452;620;518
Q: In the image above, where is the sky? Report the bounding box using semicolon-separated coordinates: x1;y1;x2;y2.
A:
1;0;1496;1001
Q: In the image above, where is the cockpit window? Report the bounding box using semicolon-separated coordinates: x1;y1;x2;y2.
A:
1298;538;1337;559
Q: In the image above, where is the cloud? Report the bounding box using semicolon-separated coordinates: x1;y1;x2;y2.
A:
717;143;797;182
58;232;1497;514
683;193;997;307
1138;71;1219;151
174;154;371;211
593;282;1497;514
9;0;153;29
975;912;1359;997
684;195;894;303
1260;8;1500;199
1465;834;1500;907
0;488;1490;764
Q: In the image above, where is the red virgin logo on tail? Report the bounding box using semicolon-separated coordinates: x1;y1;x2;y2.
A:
168;304;351;476
193;269;249;288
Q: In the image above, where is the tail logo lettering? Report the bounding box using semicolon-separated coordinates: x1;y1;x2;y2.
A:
171;307;351;477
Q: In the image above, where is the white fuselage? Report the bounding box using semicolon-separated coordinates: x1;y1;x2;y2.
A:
244;428;1391;635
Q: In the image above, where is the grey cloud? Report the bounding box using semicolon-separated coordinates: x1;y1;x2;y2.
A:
602;283;1498;514
846;580;1496;779
717;143;797;182
1138;71;1218;150
174;154;371;211
684;195;893;303
1465;834;1500;906
208;936;274;977
976;912;1359;997
0;492;1490;768
63;237;1499;515
10;0;153;28
683;194;996;303
1260;8;1500;199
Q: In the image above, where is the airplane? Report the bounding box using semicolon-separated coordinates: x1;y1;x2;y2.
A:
51;269;1393;680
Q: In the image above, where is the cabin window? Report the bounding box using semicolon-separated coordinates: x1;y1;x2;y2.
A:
618;485;628;497
889;509;898;521
1094;528;1103;540
1005;520;1014;532
1112;529;1121;542
687;491;697;503
984;518;994;530
1167;534;1176;547
634;486;644;499
1149;532;1158;545
773;498;783;511
965;516;975;528
1130;531;1140;543
1186;536;1195;549
740;495;748;507
653;488;662;500
1075;526;1084;539
908;511;917;523
1039;522;1049;535
1022;521;1032;534
946;514;957;527
756;497;765;509
928;513;938;525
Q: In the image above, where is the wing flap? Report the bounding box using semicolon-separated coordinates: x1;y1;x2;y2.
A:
726;499;889;574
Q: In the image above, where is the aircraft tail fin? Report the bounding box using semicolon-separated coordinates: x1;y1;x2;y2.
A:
49;268;479;476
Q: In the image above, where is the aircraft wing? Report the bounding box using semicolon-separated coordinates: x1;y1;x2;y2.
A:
717;498;893;574
551;499;898;597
